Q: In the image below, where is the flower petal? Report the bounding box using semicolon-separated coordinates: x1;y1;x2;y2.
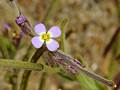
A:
31;36;44;48
48;26;61;38
34;23;46;35
46;39;59;51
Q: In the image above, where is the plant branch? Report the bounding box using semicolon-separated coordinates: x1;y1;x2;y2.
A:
0;59;43;71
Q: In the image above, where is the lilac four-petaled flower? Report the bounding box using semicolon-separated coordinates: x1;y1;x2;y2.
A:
31;23;61;51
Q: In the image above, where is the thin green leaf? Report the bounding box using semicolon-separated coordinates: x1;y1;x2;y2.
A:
77;73;100;90
0;36;9;58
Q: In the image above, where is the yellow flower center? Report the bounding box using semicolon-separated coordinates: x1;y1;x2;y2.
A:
41;33;50;41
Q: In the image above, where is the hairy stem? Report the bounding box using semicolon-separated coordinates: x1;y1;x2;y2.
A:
0;59;43;71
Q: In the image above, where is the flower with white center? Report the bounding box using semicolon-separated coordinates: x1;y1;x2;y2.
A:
31;23;61;51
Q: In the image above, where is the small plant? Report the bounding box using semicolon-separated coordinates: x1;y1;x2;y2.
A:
0;0;119;90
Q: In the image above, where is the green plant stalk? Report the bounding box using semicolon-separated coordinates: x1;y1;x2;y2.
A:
19;47;45;90
60;18;68;52
43;0;58;26
22;45;35;61
0;59;43;71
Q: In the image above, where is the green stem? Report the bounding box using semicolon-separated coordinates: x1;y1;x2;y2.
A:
43;0;58;25
60;18;69;52
22;45;35;61
19;47;45;90
0;59;43;71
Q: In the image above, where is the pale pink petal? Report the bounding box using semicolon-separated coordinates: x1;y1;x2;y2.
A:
46;39;59;51
48;26;61;38
31;36;44;48
34;23;46;35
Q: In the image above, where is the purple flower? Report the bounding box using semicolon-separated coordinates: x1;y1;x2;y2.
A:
16;13;27;26
15;13;34;36
31;23;61;51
